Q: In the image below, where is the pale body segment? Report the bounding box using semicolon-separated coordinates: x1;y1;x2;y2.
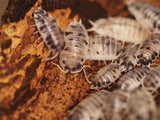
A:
87;35;123;61
88;17;151;44
125;0;160;33
33;8;65;59
65;90;109;120
128;88;156;120
116;44;139;73
59;20;88;73
118;66;151;91
142;66;160;93
137;35;160;66
90;63;122;89
104;90;131;120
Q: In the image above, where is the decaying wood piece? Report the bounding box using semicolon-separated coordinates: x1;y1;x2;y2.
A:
0;0;160;120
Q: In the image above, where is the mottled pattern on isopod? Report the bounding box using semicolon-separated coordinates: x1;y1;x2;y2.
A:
65;90;109;120
59;20;88;73
117;43;139;73
118;66;151;91
90;63;122;89
137;35;160;66
88;17;151;44
128;88;156;120
87;35;124;61
104;90;131;120
126;0;160;33
33;8;65;57
142;66;160;93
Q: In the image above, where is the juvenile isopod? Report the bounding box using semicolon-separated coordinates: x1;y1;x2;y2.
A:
90;63;122;89
125;0;160;33
65;90;109;120
59;19;89;73
128;88;156;120
87;35;124;61
142;66;160;93
33;8;65;60
116;43;139;73
103;90;131;120
137;35;160;66
118;66;151;91
88;17;151;44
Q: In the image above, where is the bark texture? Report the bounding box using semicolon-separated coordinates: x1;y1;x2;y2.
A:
0;0;160;120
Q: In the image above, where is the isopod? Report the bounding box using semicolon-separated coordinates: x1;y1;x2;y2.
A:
88;17;151;44
90;63;122;89
125;0;160;33
33;8;65;60
142;66;160;93
128;88;156;120
137;35;160;66
65;90;109;120
117;43;139;73
59;19;89;73
104;90;131;120
87;35;124;61
118;66;151;91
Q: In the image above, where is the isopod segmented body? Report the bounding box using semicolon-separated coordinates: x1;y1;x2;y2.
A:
59;20;88;73
90;63;122;89
104;90;131;120
137;35;160;66
125;0;160;33
118;66;151;91
128;88;156;120
65;90;109;120
88;17;151;44
142;66;160;93
117;44;139;73
87;35;123;61
33;8;65;59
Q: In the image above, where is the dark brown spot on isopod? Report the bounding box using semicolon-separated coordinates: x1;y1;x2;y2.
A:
40;25;47;31
51;19;56;23
46;35;53;45
65;31;73;36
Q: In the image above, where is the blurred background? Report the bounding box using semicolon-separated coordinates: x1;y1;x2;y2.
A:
0;0;9;27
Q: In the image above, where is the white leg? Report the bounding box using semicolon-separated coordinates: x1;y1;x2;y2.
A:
36;36;42;41
41;52;58;61
36;41;44;49
33;31;39;34
29;24;36;28
51;62;68;73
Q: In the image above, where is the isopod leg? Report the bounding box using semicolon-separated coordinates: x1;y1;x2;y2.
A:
51;62;69;73
36;41;44;49
41;52;58;61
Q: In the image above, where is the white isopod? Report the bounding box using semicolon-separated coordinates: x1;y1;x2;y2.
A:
103;90;131;120
117;43;139;73
59;19;89;73
142;66;160;93
90;63;122;89
65;90;109;120
137;35;160;66
88;17;151;44
87;35;124;61
128;88;156;120
33;8;65;60
125;0;160;33
118;66;151;91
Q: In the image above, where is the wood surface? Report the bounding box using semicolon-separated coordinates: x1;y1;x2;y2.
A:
0;0;160;120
